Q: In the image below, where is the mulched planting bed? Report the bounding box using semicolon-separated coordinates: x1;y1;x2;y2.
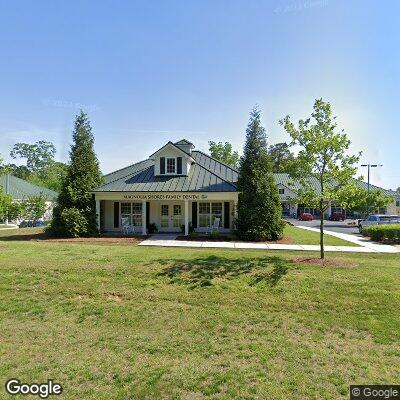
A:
291;256;357;268
176;235;234;242
176;235;294;244
42;235;146;244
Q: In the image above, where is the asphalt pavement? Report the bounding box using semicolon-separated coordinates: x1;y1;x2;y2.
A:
286;218;360;235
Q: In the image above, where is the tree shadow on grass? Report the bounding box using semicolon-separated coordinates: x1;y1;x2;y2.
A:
155;255;292;288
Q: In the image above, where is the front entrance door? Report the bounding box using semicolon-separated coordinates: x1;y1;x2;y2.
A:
159;204;183;232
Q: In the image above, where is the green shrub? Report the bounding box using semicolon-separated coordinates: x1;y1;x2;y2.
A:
210;231;220;239
148;223;158;234
60;208;89;238
180;223;194;234
363;224;400;243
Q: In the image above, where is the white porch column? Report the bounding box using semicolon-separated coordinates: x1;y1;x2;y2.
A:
233;200;238;229
142;200;147;235
293;203;298;218
326;200;332;218
184;200;189;236
95;199;100;232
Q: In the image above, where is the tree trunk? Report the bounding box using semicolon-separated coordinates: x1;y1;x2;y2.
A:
320;199;324;259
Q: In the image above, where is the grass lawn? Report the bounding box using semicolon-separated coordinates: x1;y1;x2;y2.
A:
0;236;399;399
282;224;356;246
0;225;357;247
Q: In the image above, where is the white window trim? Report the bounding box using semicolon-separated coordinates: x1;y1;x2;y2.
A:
165;157;177;175
120;201;143;227
197;201;224;229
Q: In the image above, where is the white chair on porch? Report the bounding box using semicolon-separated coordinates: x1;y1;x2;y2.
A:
121;217;135;235
208;217;220;235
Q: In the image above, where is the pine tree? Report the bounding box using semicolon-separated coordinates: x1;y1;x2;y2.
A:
49;111;103;237
236;107;283;241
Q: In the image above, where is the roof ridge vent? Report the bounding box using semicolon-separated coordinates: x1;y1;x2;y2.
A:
174;139;195;154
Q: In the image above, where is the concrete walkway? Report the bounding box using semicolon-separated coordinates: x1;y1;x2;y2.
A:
139;232;399;254
296;226;399;253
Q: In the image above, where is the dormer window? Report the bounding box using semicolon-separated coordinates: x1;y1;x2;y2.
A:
151;142;194;176
166;158;176;174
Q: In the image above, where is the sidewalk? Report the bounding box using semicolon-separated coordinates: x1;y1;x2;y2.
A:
139;233;399;254
296;226;399;253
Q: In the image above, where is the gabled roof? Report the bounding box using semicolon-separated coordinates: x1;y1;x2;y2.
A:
192;151;238;183
93;148;395;197
94;151;237;192
174;139;194;147
0;174;58;200
274;173;396;197
148;141;195;160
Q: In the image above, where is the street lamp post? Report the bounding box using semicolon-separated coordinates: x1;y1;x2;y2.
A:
360;163;383;215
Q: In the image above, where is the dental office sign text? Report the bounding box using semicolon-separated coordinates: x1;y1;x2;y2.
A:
123;194;208;201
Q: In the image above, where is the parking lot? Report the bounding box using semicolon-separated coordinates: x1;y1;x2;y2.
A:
286;218;360;236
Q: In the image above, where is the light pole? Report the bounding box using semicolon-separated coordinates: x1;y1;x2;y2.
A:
360;163;383;215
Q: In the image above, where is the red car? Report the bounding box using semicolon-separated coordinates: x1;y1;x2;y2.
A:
299;212;314;221
329;212;345;221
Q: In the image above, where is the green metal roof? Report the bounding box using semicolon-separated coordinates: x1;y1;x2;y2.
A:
274;173;396;197
92;146;395;197
0;174;58;200
93;151;238;192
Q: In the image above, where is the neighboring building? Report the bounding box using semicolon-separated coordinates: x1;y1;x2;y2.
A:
276;173;400;217
92;139;399;235
0;174;58;221
92;140;238;235
393;194;400;216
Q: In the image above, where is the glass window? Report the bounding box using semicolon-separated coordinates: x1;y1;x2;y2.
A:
166;158;176;174
132;202;142;226
211;203;222;226
121;202;131;225
161;204;169;227
396;200;400;207
120;202;142;226
121;202;131;215
173;205;182;228
161;205;169;216
278;188;285;194
198;202;222;228
199;202;211;228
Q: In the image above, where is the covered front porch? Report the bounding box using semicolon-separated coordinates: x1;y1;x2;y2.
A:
95;192;238;236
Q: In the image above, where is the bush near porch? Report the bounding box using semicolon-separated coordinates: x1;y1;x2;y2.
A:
362;224;400;243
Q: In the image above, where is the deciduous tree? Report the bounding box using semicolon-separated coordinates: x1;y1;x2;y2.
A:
268;142;295;173
10;141;56;174
23;194;48;224
208;141;240;169
337;183;393;217
280;99;360;259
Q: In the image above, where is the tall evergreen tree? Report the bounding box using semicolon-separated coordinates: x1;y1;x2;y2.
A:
49;111;103;237
236;107;283;241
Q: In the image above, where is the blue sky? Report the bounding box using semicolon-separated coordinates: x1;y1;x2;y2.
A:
0;0;399;189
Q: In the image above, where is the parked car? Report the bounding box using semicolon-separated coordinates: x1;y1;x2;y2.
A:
358;214;400;233
299;212;314;221
19;220;46;228
329;212;345;221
